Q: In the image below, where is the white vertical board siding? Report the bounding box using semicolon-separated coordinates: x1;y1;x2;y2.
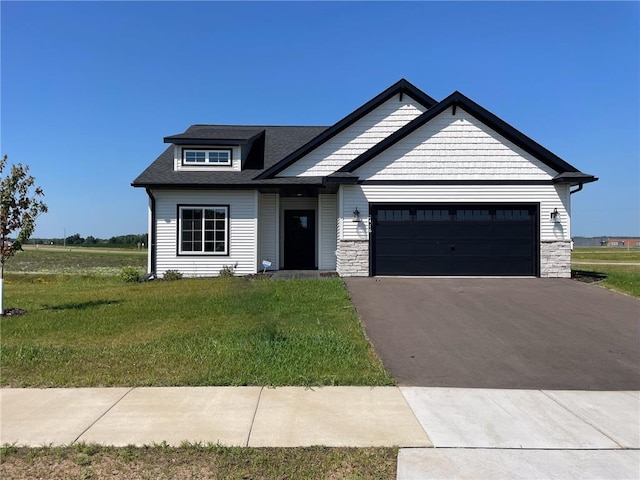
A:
173;145;242;172
279;197;318;267
339;184;571;242
154;189;257;277
278;95;427;177
258;193;278;270
318;194;337;270
355;107;558;180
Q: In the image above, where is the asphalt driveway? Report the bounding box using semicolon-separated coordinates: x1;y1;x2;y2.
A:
345;278;640;390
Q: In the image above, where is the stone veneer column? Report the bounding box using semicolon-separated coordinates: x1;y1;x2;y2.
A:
540;240;572;278
336;239;369;277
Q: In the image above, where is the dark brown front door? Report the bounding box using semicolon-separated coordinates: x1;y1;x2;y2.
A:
284;210;316;269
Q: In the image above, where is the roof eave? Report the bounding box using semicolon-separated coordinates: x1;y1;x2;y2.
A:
552;173;599;186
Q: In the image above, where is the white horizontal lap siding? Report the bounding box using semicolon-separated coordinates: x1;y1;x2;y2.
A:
174;145;242;172
339;184;571;241
340;186;370;240
154;190;257;277
279;95;427;177
355;108;558;180
258;193;278;270
318;194;337;270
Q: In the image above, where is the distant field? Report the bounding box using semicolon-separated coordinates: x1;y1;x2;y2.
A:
5;247;146;276
572;247;640;263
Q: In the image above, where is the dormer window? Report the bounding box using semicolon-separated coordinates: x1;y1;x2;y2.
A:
183;149;232;166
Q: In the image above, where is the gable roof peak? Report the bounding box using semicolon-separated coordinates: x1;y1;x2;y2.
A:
338;89;595;180
256;79;437;179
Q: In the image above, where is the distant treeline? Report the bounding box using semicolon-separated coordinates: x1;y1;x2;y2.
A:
31;234;148;247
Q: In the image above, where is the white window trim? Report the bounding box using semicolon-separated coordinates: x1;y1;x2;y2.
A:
178;205;229;256
182;148;232;166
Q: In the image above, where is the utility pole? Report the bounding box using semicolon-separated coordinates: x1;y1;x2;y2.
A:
63;227;66;248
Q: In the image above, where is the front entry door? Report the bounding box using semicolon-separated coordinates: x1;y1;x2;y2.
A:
284;210;316;269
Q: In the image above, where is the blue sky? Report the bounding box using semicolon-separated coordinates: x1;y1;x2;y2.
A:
1;1;638;238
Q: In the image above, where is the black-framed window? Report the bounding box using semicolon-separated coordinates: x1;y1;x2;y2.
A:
178;206;228;255
183;149;232;166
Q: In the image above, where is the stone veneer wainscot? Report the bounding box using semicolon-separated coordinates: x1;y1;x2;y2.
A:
540;241;572;278
336;239;369;277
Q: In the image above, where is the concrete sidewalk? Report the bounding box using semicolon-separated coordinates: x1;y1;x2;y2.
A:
0;386;429;448
1;387;638;479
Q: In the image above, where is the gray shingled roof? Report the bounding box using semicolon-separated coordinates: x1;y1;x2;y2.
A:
132;125;328;187
164;125;266;142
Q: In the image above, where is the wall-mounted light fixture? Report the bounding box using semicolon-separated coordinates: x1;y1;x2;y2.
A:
550;208;560;222
352;207;361;222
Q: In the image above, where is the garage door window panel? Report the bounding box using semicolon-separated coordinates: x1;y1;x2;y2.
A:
416;209;450;221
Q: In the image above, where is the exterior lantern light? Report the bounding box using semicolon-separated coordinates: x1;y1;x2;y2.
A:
352;207;361;222
550;208;560;222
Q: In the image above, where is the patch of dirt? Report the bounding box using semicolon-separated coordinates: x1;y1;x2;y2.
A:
245;272;274;279
571;270;607;284
320;271;340;278
1;308;27;317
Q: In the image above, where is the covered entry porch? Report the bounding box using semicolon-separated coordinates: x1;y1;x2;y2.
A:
257;187;339;272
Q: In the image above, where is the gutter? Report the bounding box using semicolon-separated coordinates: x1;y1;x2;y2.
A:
569;183;583;195
145;188;157;276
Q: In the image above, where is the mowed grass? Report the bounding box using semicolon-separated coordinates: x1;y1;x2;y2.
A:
572;248;640;298
572;264;640;298
1;274;393;387
0;444;397;480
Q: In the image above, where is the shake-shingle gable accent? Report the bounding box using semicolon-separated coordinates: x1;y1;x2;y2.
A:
255;79;437;180
336;91;597;185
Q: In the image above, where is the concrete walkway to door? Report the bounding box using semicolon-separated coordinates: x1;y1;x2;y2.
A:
344;277;640;390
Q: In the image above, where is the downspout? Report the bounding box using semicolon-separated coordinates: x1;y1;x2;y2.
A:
570;183;583;195
145;188;157;277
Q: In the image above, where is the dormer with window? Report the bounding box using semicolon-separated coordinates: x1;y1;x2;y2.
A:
164;126;266;172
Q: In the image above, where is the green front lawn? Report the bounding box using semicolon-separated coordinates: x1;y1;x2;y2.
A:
0;275;393;387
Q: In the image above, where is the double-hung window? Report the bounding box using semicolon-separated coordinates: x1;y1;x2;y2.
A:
183;149;232;166
178;206;228;255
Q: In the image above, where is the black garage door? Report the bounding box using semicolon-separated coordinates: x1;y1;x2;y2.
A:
372;204;538;276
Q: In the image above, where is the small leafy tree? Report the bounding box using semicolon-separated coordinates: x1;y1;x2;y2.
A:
1;155;48;314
